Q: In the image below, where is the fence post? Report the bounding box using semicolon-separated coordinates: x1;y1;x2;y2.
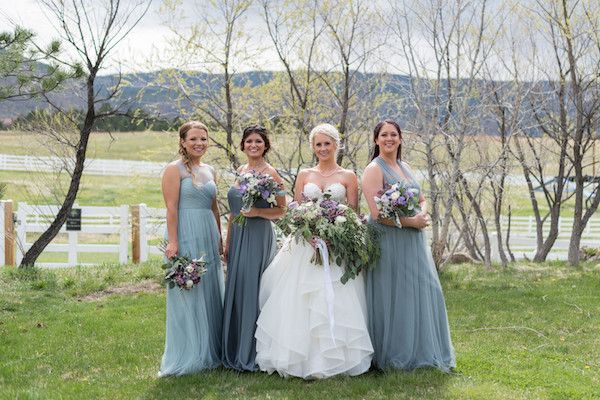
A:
16;202;27;266
140;204;149;262
132;204;140;264
119;205;129;264
2;200;15;266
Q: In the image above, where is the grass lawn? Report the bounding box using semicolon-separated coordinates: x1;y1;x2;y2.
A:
1;262;599;399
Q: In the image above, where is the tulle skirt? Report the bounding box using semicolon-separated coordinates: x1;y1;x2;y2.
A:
366;223;455;371
255;237;373;379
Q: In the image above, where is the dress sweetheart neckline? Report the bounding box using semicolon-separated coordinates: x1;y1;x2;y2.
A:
303;181;345;193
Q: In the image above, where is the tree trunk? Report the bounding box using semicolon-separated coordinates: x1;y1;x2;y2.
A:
20;74;96;267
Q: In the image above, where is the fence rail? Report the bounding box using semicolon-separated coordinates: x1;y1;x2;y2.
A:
0;153;166;177
14;203;129;268
1;201;599;267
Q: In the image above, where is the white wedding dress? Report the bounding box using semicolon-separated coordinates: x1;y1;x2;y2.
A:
255;182;373;379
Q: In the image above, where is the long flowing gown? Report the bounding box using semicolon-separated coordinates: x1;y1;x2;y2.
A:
255;182;373;379
159;162;225;376
222;188;277;371
366;157;455;371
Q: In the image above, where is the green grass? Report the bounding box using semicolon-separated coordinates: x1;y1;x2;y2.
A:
1;262;599;399
0;130;179;162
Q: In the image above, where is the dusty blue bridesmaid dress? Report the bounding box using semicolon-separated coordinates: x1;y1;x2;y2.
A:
222;188;277;371
366;156;455;371
159;162;224;376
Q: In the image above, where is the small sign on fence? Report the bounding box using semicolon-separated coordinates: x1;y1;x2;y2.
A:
66;208;82;231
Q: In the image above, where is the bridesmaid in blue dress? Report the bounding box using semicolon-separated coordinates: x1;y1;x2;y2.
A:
361;119;455;372
159;121;225;376
222;125;285;371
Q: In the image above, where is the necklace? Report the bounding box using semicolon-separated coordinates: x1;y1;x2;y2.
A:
245;161;268;174
315;166;342;177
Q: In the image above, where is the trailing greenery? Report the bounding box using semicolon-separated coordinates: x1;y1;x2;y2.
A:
1;262;599;399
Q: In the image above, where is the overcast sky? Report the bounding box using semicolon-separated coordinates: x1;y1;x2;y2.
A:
1;0;541;79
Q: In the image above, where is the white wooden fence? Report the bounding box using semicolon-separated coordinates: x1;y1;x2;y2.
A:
1;200;599;267
137;204;166;262
14;203;129;268
0;154;166;177
490;215;600;260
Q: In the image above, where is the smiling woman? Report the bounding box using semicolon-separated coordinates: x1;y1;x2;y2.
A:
158;121;225;377
254;123;374;379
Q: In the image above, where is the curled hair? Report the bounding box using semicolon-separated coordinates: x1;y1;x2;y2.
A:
178;121;209;173
371;119;402;161
309;123;341;149
240;124;271;156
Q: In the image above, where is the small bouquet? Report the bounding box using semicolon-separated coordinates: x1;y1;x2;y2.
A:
277;195;380;283
374;182;420;227
159;242;207;290
233;171;283;225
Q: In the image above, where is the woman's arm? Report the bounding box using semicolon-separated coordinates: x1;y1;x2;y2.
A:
162;164;181;258
345;170;359;211
361;162;384;220
361;162;427;229
223;213;233;262
240;166;287;220
210;168;223;254
293;169;307;203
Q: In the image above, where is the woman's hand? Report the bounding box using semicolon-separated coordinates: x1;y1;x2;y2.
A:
241;207;261;218
165;241;178;259
409;210;430;230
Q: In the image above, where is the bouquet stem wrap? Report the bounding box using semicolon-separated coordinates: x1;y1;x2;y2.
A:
314;237;336;345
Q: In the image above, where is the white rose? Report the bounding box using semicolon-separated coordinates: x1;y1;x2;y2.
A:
185;265;194;273
390;192;400;200
268;194;276;204
335;216;347;225
338;204;348;210
185;279;194;288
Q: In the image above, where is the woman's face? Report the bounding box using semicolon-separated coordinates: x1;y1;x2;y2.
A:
312;132;337;162
181;128;209;158
243;132;266;159
375;123;401;155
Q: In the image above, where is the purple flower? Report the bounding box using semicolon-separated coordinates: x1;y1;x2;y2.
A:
289;201;299;209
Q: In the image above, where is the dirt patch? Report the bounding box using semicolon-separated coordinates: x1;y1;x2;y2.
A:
79;280;163;301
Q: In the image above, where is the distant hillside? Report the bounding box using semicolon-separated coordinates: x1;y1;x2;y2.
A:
0;69;412;121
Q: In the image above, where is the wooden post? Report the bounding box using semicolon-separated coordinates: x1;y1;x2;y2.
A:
132;204;140;264
3;200;15;266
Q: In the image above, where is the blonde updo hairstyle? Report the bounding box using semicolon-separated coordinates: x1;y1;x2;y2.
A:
308;123;342;155
178;120;209;173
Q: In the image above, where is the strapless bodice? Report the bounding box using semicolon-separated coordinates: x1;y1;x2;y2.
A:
302;182;346;203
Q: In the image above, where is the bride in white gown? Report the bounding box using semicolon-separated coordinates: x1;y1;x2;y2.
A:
255;123;373;379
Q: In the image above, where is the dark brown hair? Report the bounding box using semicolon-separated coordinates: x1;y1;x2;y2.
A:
240;124;271;156
371;119;402;161
179;121;209;173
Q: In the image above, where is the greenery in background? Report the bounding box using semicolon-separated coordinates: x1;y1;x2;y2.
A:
0;26;81;101
0;261;599;399
0;169;580;219
11;106;183;133
0;182;5;199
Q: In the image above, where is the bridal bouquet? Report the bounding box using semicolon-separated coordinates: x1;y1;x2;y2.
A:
233;171;283;225
277;195;380;283
159;242;207;290
374;182;420;226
